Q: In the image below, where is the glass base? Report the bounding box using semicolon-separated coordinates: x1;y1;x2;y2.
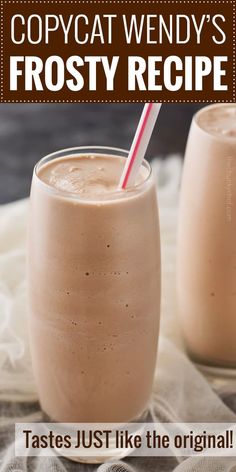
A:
185;347;236;388
58;439;135;464
42;409;149;464
195;362;236;378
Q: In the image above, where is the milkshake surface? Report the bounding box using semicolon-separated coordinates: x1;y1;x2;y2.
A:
196;104;236;138
29;149;161;423
38;154;147;197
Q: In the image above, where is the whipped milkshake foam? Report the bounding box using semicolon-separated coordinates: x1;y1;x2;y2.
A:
39;154;145;196
29;151;161;422
177;104;236;368
197;104;236;138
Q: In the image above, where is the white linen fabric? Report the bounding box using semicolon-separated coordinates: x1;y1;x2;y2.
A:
0;156;236;472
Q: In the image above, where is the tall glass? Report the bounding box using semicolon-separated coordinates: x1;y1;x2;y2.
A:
177;104;236;374
28;146;161;428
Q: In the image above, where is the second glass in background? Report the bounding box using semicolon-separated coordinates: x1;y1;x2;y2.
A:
177;104;236;377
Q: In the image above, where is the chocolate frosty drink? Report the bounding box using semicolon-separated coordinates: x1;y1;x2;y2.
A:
177;104;236;371
28;147;161;426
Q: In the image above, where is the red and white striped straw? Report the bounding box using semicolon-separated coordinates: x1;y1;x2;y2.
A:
118;103;162;190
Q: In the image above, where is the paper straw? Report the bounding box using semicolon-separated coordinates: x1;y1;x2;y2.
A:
118;103;162;189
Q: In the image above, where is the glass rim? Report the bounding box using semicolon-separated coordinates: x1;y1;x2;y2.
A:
33;146;153;202
193;103;236;141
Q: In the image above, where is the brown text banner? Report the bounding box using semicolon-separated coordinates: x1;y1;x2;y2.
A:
0;0;235;102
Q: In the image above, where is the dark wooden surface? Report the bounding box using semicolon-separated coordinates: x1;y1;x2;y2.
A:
0;103;203;203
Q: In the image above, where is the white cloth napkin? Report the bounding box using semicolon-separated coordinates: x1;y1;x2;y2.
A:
0;156;236;472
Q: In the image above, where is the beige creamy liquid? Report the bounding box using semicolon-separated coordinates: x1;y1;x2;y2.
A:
29;153;161;422
197;104;236;137
39;154;145;196
177;104;236;367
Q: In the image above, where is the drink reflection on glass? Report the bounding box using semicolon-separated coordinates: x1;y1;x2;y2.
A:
177;104;236;373
28;147;161;454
